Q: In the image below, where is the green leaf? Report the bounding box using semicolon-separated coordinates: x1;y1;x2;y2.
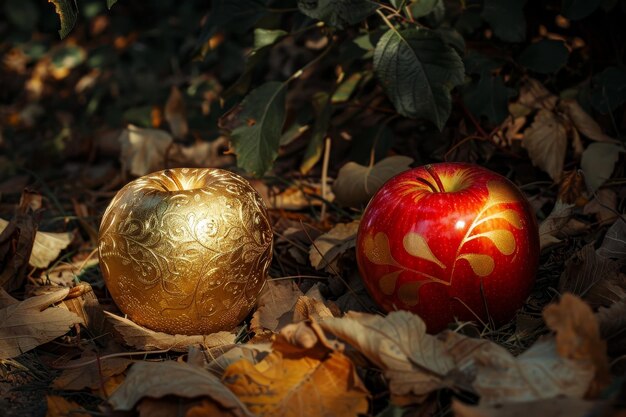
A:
406;0;441;18
481;0;526;42
591;67;626;113
107;0;118;9
332;72;366;103
562;0;602;20
297;0;378;29
518;39;569;74
390;0;408;9
581;143;625;192
4;0;39;31
373;28;464;130
254;28;288;50
49;0;78;39
463;74;515;124
230;82;287;176
301;93;332;174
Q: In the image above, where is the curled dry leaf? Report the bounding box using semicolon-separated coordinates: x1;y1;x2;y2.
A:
332;156;413;207
105;311;236;352
597;219;626;262
452;397;600;417
472;337;594;405
0;190;42;292
309;220;359;270
538;200;575;250
292;295;336;323
522;109;567;181
251;280;304;333
206;343;272;377
119;125;173;177
165;86;189;138
558;244;624;308
45;395;90;417
61;282;108;336
274;320;343;359
543;293;610;395
320;311;489;403
223;350;369;417
558;99;618;143
0;288;82;359
109;360;252;416
0;218;74;270
516;78;558;113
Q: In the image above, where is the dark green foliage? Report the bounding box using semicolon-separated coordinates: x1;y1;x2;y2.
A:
297;0;378;29
373;28;465;130
518;40;569;74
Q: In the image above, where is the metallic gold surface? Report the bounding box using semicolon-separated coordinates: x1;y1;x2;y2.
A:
98;168;273;335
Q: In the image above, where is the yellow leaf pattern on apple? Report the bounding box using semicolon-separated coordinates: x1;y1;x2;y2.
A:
457;254;495;276
364;232;450;301
365;180;523;307
402;232;446;269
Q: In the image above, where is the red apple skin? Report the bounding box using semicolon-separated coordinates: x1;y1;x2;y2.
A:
356;162;539;333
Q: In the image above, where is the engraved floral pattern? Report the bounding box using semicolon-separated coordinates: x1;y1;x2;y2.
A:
98;168;273;335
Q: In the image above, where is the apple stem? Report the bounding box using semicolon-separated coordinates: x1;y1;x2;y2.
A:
164;169;185;191
425;165;445;193
414;176;438;193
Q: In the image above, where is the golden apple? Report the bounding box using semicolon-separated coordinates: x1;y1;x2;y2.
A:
98;168;273;335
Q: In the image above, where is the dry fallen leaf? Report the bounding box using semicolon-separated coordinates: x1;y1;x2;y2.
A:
251;280;304;333
522;109;567;181
53;345;132;390
105;311;236;352
108;360;252;416
223;350;369;417
515;78;558;113
0;288;82;359
538;200;575;250
119;125;173;177
206;343;272;377
471;337;594;405
45;395;90;417
580;142;625;193
0;287;18;308
543;293;610;396
274;320;343;358
292;295;335;323
309;220;359;270
597;219;626;262
332;156;413;207
0;190;42;292
558;244;624;308
0;218;74;269
452;397;600;417
320;311;489;403
61;282;108;336
558;99;618;143
583;189;618;225
165;86;189;138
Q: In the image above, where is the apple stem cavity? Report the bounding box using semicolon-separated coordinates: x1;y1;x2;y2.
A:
414;176;438;193
164;169;185;191
425;165;446;193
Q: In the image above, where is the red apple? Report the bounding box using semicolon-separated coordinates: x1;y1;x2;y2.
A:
356;162;539;332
